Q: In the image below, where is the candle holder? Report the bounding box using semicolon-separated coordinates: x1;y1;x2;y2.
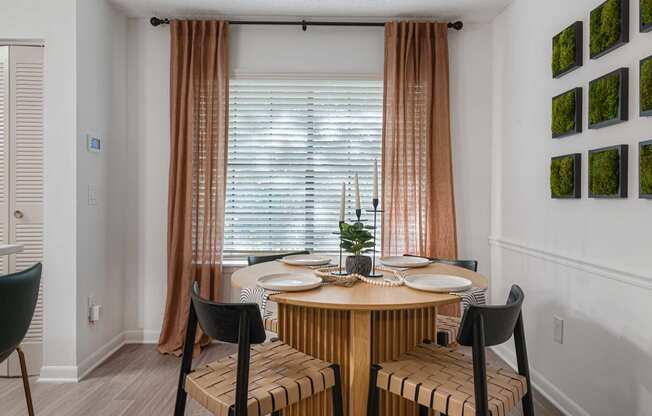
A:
331;221;350;277
365;198;384;278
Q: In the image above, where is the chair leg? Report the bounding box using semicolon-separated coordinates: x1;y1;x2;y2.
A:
419;404;430;416
514;313;535;416
174;302;199;416
271;411;281;416
330;364;344;416
436;331;449;347
16;347;35;416
367;365;381;416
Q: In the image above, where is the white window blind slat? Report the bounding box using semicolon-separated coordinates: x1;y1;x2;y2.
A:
225;79;383;255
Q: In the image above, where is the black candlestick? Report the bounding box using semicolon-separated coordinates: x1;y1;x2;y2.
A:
366;198;384;278
331;221;349;276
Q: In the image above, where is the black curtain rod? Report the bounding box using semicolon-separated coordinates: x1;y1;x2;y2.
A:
149;17;463;31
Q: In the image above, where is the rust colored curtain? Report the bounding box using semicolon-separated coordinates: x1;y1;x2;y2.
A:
158;20;229;355
381;21;457;261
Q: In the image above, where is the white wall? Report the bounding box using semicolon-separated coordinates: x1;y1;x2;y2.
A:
123;20;492;339
491;1;652;415
0;0;78;378
75;0;128;376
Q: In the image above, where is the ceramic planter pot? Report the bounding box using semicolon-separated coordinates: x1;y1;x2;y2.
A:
345;255;372;276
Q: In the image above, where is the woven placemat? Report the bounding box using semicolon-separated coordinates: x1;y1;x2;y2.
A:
314;265;404;287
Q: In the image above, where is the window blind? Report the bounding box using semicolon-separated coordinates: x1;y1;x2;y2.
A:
225;79;383;255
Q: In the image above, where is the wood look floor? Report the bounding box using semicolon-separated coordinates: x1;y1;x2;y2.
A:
0;343;563;416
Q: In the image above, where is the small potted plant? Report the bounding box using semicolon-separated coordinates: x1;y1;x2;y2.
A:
340;222;375;276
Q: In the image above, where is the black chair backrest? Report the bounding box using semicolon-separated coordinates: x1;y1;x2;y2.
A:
191;282;267;345
247;250;310;266
0;263;42;364
457;285;524;347
403;254;478;272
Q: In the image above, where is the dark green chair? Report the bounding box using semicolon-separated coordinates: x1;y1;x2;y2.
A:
0;262;42;416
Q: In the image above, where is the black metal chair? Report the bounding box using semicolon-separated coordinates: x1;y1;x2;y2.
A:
175;282;344;416
404;254;483;347
0;263;43;416
367;285;534;416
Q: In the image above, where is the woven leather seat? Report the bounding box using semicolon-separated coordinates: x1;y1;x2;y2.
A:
374;343;527;416
185;341;337;416
436;315;462;347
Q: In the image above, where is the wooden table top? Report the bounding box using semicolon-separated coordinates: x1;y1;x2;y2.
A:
230;257;488;311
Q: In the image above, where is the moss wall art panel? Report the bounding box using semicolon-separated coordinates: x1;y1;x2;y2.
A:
552;21;583;78
550;154;581;198
588;145;628;198
590;0;629;59
640;140;652;198
589;68;628;128
641;0;652;31
552;88;582;138
640;55;652;116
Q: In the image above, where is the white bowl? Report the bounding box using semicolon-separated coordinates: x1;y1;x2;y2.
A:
404;274;472;293
256;272;322;292
379;256;432;268
280;254;332;266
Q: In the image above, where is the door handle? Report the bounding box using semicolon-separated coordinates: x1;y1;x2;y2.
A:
14;210;24;219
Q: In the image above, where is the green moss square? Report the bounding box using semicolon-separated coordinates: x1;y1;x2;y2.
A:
589;71;621;126
550;155;578;198
590;0;624;57
641;141;652;196
589;148;621;196
641;56;652;114
552;23;579;77
642;0;652;28
552;89;579;137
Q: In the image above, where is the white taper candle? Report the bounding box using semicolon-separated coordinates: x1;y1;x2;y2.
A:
354;174;361;210
372;159;378;200
339;182;346;222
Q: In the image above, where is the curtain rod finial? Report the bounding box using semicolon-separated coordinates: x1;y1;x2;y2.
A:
151;17;170;26
448;21;463;30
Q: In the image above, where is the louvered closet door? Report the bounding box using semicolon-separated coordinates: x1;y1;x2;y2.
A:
0;47;9;277
5;45;44;376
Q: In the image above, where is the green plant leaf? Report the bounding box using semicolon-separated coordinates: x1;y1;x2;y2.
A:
340;222;374;256
551;89;577;135
589;148;620;195
641;57;652;113
590;0;622;57
641;143;652;195
589;71;620;125
550;156;576;197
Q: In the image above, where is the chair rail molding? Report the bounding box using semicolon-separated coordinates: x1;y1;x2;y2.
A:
489;237;652;290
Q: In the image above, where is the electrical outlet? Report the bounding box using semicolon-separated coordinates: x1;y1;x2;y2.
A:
88;184;97;206
553;316;564;344
88;295;101;324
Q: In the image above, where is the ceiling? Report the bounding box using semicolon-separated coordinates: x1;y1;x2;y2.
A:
110;0;512;23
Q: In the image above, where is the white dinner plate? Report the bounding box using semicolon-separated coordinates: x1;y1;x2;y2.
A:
379;256;432;268
404;274;473;293
257;272;323;292
280;254;332;266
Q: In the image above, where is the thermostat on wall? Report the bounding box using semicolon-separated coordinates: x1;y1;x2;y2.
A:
87;135;101;153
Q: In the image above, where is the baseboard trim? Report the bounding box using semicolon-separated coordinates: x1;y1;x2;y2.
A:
492;344;590;416
38;365;79;383
124;329;160;344
489;237;652;290
77;332;126;381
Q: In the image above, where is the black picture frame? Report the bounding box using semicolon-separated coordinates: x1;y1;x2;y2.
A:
552;87;583;138
640;54;652;117
551;153;582;199
588;144;628;198
590;0;630;59
640;139;652;199
641;0;652;32
588;68;629;129
552;21;584;78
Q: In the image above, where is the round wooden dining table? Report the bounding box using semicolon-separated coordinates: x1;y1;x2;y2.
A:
231;259;488;416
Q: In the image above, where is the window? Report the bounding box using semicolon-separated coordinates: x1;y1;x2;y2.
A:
224;79;383;255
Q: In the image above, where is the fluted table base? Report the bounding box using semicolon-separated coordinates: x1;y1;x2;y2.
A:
277;304;439;416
